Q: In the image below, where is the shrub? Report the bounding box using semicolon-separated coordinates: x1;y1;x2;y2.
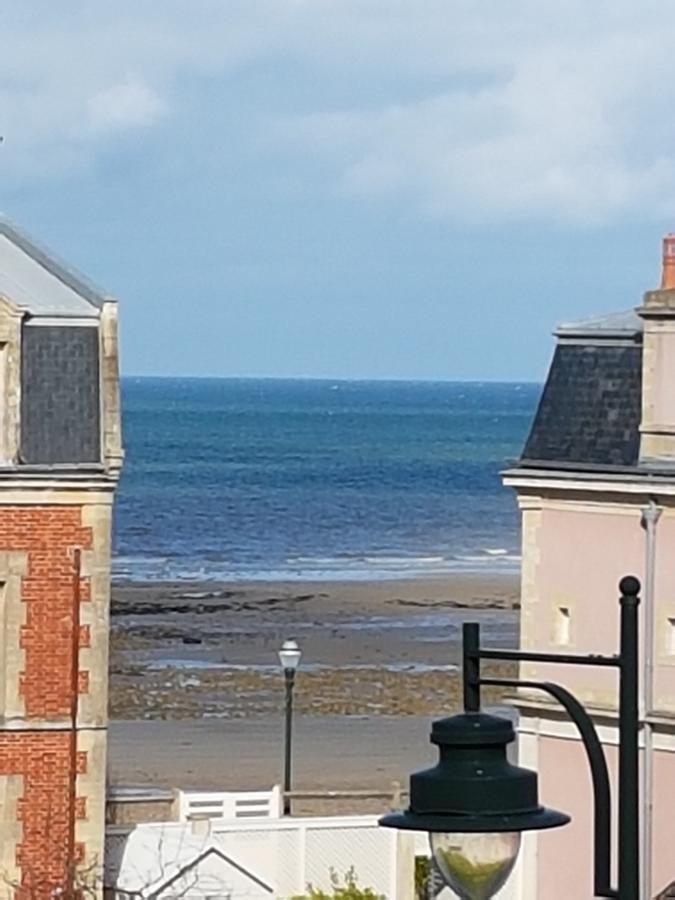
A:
414;855;430;900
292;867;385;899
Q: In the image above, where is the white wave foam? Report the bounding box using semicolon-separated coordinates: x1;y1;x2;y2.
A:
146;660;459;674
113;547;521;583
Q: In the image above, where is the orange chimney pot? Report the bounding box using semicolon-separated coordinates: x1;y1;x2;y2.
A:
662;234;675;289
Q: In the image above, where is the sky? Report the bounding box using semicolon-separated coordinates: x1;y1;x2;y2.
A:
1;2;675;381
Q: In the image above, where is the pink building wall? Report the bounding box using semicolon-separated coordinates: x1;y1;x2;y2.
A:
525;503;644;705
513;493;675;897
533;735;675;899
508;238;675;898
652;750;675;894
537;735;617;900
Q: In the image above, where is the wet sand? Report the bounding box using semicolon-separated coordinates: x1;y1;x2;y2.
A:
108;715;438;816
108;573;520;798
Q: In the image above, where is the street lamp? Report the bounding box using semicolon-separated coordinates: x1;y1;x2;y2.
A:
380;576;640;900
279;639;302;815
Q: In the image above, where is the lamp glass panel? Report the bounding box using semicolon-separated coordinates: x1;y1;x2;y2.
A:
429;831;521;900
278;640;301;670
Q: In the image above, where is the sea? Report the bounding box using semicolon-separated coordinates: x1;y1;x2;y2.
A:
113;378;541;583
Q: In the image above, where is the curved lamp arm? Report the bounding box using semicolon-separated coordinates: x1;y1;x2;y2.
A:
480;676;618;899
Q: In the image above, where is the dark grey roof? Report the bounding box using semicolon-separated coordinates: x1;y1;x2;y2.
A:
0;216;110;317
521;343;642;469
556;308;643;339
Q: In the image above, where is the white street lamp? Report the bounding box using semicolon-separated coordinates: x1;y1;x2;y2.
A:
279;639;302;814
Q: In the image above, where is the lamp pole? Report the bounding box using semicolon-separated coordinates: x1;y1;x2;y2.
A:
381;576;641;900
278;639;301;816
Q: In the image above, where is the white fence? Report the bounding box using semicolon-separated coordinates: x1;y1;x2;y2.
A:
106;815;415;899
177;787;282;822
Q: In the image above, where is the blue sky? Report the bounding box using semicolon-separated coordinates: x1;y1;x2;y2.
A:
0;1;674;381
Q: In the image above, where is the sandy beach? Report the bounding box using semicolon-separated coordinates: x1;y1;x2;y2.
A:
108;572;520;803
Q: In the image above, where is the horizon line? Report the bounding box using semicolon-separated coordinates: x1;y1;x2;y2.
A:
121;373;542;386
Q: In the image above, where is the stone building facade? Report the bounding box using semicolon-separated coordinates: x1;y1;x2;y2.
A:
504;237;675;899
0;219;122;896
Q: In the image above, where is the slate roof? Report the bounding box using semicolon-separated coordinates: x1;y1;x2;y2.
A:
520;309;643;470
0;216;109;317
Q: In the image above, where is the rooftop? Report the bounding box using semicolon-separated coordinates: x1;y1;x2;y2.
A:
0;217;111;318
555;308;643;340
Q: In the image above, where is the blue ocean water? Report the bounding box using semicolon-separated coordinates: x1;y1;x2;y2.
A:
113;378;540;582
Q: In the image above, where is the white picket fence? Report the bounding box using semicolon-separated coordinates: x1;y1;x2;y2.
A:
106;814;415;899
177;786;282;822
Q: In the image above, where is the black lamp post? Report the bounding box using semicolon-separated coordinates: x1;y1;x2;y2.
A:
279;638;301;816
381;576;640;900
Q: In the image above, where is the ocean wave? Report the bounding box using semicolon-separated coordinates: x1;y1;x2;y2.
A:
145;659;459;674
455;550;521;563
112;547;521;583
287;554;448;568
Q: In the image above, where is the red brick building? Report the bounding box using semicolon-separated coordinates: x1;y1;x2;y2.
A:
0;219;122;896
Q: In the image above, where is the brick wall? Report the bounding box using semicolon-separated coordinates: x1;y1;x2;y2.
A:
0;732;86;895
0;506;93;896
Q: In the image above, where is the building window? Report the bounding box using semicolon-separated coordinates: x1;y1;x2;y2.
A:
667;618;675;656
554;606;571;646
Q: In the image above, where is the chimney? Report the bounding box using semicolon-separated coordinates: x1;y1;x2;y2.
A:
638;235;675;465
662;234;675;289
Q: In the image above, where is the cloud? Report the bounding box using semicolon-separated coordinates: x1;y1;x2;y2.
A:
86;78;166;134
271;3;675;224
1;1;675;223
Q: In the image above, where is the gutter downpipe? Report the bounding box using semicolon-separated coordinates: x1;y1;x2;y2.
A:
640;498;661;900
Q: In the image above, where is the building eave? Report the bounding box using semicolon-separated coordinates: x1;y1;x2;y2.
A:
514;697;675;733
503;465;675;496
0;468;119;496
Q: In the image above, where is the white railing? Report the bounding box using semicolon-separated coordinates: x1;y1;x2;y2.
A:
177;786;282;822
